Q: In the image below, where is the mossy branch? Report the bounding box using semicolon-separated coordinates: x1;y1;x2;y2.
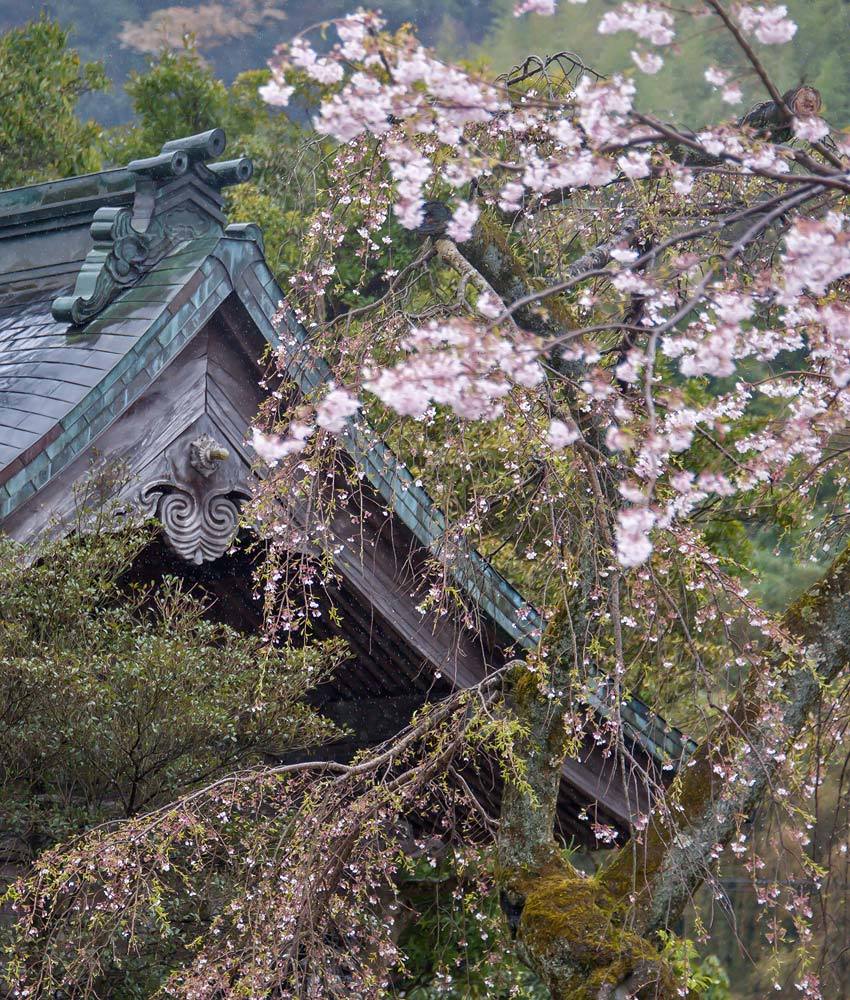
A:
433;236;519;331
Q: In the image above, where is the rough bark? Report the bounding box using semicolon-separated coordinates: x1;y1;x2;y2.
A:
599;544;850;936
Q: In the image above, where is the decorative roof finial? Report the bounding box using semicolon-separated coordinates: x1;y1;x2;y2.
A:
52;129;253;327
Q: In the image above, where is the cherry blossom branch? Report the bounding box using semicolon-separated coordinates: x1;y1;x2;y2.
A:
705;0;784;105
248;14;850;994
496;184;819;327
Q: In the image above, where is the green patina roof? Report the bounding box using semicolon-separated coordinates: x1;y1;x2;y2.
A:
0;237;228;515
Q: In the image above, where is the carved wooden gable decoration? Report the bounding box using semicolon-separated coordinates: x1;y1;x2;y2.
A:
0;131;692;847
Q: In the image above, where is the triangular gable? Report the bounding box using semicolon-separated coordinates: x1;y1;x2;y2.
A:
0;129;255;519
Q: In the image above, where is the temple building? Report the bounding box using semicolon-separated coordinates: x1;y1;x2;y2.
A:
0;130;690;848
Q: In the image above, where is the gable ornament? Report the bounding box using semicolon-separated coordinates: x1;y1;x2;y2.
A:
138;433;251;565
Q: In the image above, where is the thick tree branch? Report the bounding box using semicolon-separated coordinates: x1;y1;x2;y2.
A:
436;127;845;999
458;214;636;349
703;0;843;170
433;236;520;330
492;543;850;999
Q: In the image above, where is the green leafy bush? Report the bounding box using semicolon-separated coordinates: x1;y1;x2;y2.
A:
0;524;345;847
0;16;107;186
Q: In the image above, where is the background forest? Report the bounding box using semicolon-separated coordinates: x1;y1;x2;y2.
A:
2;1;850;997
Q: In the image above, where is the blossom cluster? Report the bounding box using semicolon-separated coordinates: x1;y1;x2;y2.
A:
736;3;798;45
364;319;543;420
257;7;850;580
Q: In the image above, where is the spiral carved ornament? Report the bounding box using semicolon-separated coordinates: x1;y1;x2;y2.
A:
140;482;248;564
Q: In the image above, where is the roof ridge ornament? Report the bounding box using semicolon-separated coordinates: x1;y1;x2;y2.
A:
51;129;253;327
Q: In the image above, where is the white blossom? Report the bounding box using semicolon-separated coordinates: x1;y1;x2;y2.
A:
259;77;294;107
513;0;557;13
598;3;675;45
616;507;657;567
736;4;797;44
631;49;663;74
446;200;480;243
547;419;580;448
316;389;361;433
793;116;829;142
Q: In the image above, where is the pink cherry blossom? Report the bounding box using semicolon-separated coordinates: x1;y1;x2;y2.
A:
498;181;525;212
336;14;374;61
547;419;580;448
598;3;675;46
616;507;656;567
696;471;735;496
611;248;639;263
781;216;850;302
722;83;743;105
631;49;663;74
704;66;728;87
476;291;504;319
258;77;294;107
704;67;743;105
736;4;797;44
392;48;436;87
794;116;829;142
671;167;695;195
364;320;542;420
617;151;651;179
385;142;432;230
289;37;345;85
251;423;315;464
615;349;643;384
574;74;636;145
316;388;361;433
606;425;633;451
446;201;480;243
513;0;557;14
315;73;398;141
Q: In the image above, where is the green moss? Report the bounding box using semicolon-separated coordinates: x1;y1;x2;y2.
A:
520;869;617;962
510;864;675;999
467;213;530;302
510;663;541;712
598;749;715;908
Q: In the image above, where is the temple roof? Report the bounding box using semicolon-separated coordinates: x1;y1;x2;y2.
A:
0;129;254;519
0;132;694;819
